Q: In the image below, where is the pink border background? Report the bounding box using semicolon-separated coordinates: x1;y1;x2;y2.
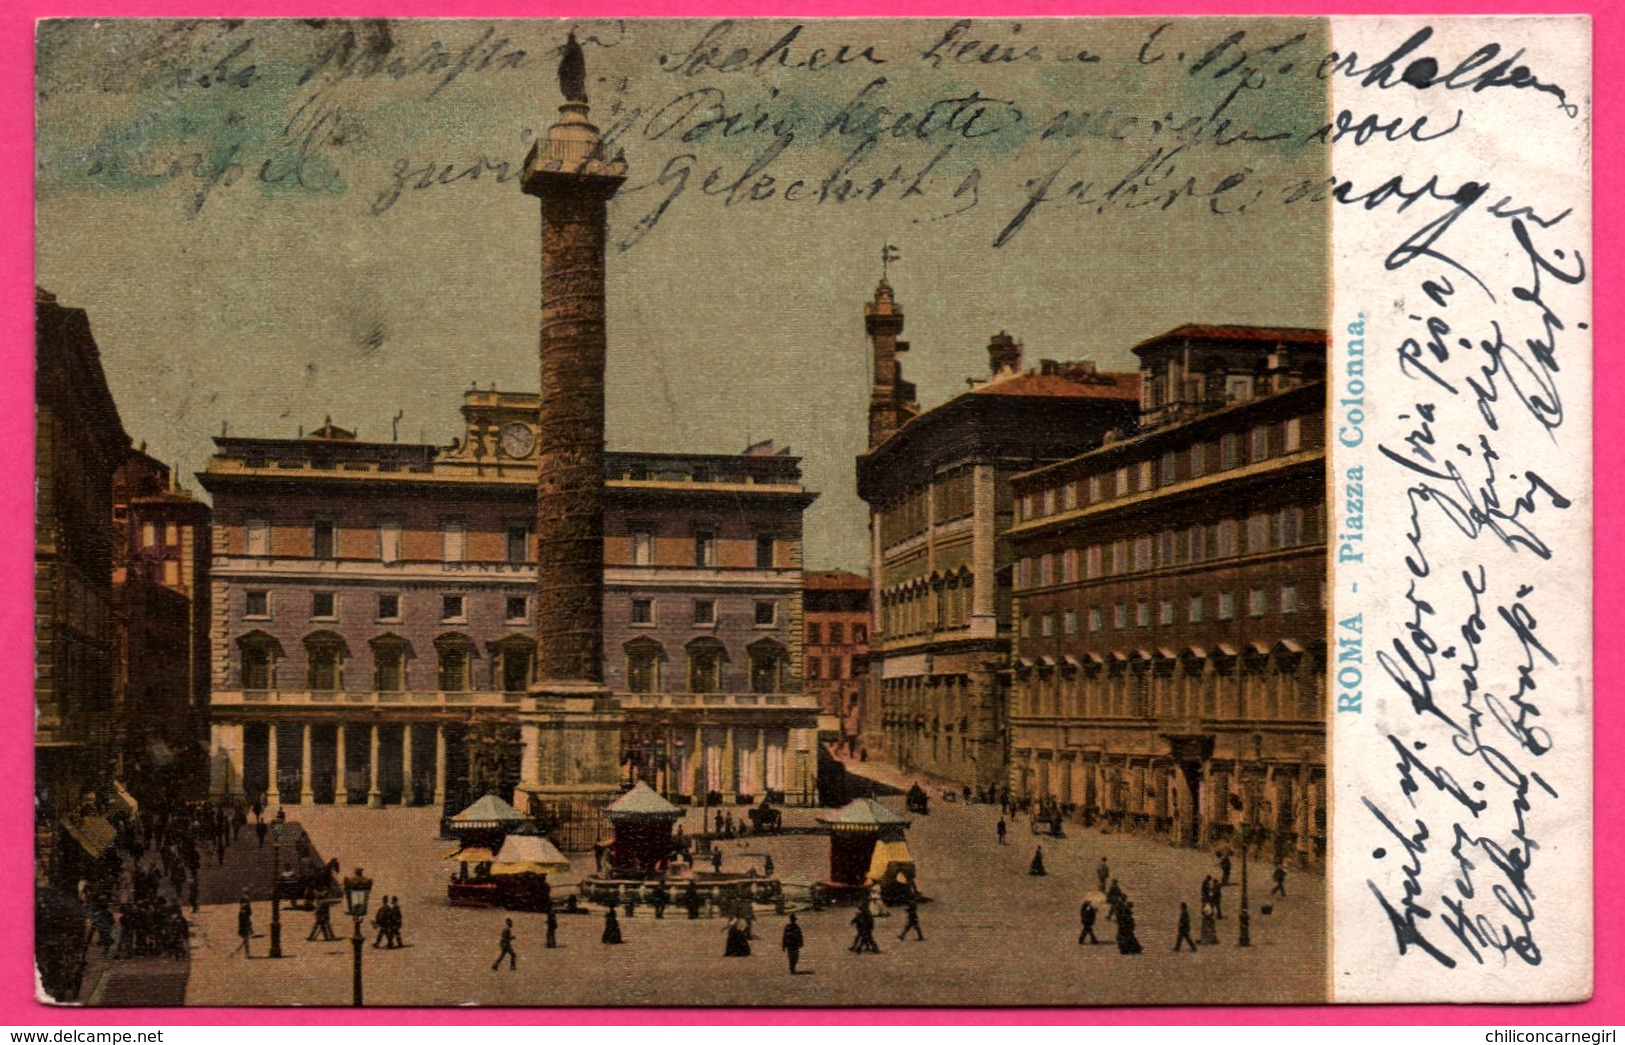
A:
2;0;1615;1026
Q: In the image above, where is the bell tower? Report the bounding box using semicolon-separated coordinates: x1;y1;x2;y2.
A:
866;245;918;449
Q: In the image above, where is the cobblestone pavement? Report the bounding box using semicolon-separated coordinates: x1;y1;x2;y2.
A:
184;764;1326;1008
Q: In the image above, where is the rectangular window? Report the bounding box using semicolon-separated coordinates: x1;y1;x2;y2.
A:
831;656;845;679
1189;595;1204;624
141;522;157;548
1040;613;1055;637
1158;529;1177;568
630;529;655;566
1063;608;1079;635
1161;450;1179;487
1189;443;1207;479
1280;507;1304;548
1281;586;1300;615
1111;541;1128;575
694;599;716;625
506;523;531;564
164;523;179;546
694;530;717;567
1250;425;1271;463
1247;513;1271;554
829;622;844;645
162;560;180;586
755;535;775;569
1113;603;1127;630
1086;545;1103;579
1249;588;1268;618
807;623;822;645
1219;434;1241;470
1087;474;1104;503
246;518;270;556
1137;460;1155;492
245;590;269;618
1114;468;1130;497
1136;601;1150;628
1217;520;1239;558
441;594;466;622
1284;417;1303;452
506;596;529;622
631;597;654;625
378;519;402;564
312;592;336;619
441;520;466;563
1043;487;1058;516
1133;537;1153;572
1225;374;1255;402
377;594;400;620
755;601;777;626
806;657;822;680
1062;549;1079;584
1040;554;1054;586
1159;599;1175;626
312;520;336;560
1088;607;1103;633
1188;525;1207;564
1062;483;1078;511
1218;592;1235;621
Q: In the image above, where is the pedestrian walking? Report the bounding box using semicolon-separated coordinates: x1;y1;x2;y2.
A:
1220;852;1233;885
1209;875;1224;919
308;896;337;942
723;916;751;957
1105;879;1124;921
388;897;404;948
1175;902;1198;951
254;820;267;848
1097;857;1110;892
602;906;623;945
996;818;1007;845
1116;900;1143;955
849;902;880;954
897;895;924;941
1079;900;1099;944
372;898;391;948
1271;862;1288;898
1199;902;1219;945
233;890;253;957
711;848;723;874
1029;846;1047;876
781;913;804;973
684;880;702;920
187;876;199;915
492;919;517;970
546;907;559;949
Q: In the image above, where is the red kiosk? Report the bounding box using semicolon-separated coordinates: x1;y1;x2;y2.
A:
816;798;914;904
604;783;683;878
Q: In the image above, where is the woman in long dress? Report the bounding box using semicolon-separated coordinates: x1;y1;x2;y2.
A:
602;905;623;945
1116;900;1143;954
723;916;752;957
1029;846;1047;876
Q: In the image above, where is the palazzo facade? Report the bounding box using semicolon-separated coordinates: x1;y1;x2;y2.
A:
202;390;820;813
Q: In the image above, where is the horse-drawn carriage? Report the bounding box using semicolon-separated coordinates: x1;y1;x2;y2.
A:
746;800;782;834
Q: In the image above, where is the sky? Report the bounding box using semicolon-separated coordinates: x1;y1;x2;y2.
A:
35;17;1330;570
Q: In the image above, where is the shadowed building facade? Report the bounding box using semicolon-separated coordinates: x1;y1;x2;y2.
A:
1006;325;1328;866
802;570;871;753
856;276;1142;791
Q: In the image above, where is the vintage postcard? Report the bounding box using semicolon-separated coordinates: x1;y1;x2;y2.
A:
31;15;1592;1008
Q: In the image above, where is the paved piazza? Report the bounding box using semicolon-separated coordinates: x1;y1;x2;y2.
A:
185;773;1327;1008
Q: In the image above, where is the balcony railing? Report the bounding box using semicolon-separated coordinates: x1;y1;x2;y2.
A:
216;689;818;711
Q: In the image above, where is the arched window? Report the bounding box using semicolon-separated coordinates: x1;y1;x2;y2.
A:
489;634;537;693
303;631;349;691
369;634;414;692
747;638;788;694
237;630;283;690
686;637;727;693
434;633;476;692
624;637;665;694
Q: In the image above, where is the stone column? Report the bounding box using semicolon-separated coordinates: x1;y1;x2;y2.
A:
266;723;280;806
334;725;348;806
721;727;737;803
368;723;383;808
300;723;314;804
433;726;447;807
210;722;246;799
402;724;415;806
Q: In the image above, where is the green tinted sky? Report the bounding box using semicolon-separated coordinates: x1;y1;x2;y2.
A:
36;17;1329;569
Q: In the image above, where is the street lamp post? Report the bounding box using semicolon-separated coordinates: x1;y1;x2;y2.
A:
343;870;374;1007
269;821;283;958
1238;822;1252;948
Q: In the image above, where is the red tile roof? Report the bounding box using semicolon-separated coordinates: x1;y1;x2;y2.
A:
970;372;1142;400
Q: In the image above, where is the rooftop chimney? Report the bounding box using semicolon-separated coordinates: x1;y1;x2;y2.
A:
988;331;1022;376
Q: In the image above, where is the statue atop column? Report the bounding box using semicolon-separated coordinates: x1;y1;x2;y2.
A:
558;30;587;103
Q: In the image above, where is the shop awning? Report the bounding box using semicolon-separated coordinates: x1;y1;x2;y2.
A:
442;846;497;863
489;834;571;876
63;815;115;857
